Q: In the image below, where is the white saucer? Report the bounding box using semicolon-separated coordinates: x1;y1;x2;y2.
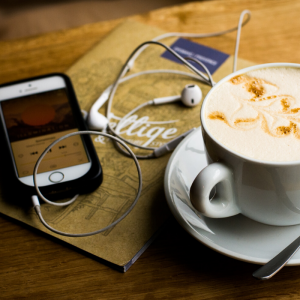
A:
164;127;300;265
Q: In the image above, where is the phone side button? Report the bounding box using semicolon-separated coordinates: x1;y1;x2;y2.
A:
49;172;64;183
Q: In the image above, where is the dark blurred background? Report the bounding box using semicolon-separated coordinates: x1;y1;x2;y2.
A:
0;0;195;40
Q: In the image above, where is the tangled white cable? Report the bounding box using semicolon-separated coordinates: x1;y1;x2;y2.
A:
31;130;142;237
31;10;252;236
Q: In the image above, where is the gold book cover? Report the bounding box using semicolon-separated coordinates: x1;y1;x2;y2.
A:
0;20;255;272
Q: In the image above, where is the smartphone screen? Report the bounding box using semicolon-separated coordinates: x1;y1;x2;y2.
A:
0;76;91;187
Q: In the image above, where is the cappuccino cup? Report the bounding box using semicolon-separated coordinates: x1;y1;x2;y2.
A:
190;63;300;226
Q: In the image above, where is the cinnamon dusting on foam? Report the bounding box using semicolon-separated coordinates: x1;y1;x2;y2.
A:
205;67;300;161
275;122;300;139
247;79;265;97
261;115;270;135
281;98;290;111
230;75;277;101
208;71;300;139
234;116;259;129
234;118;257;124
277;124;292;136
208;111;229;125
230;75;245;85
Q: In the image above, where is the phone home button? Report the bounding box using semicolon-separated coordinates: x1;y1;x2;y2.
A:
49;171;64;183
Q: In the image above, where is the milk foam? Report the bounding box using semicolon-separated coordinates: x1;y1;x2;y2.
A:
204;67;300;161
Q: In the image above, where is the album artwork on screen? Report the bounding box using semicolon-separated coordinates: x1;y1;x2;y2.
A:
1;89;88;177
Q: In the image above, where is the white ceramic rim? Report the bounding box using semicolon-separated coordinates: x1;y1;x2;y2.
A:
201;62;300;167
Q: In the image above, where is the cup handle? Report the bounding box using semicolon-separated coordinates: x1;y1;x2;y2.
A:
190;162;240;218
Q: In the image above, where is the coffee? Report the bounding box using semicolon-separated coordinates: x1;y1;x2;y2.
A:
204;67;300;161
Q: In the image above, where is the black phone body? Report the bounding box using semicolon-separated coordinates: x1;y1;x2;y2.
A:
0;73;102;200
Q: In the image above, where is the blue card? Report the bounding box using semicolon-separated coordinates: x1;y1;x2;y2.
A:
161;38;229;74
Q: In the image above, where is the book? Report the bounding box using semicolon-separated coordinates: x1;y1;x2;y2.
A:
0;20;255;272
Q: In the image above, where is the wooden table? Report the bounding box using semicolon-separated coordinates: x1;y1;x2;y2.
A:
1;0;300;298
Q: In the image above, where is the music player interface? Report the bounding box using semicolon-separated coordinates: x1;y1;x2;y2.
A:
1;88;89;177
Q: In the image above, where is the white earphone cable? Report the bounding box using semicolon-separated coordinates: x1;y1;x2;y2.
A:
101;10;250;157
106;40;213;152
184;57;215;87
233;10;250;73
111;57;214;158
31;131;143;237
125;10;251;73
90;69;212;116
32;10;252;237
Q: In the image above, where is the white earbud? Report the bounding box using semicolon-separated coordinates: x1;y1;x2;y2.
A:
88;81;202;131
181;84;202;107
87;109;108;130
87;86;111;130
153;84;202;107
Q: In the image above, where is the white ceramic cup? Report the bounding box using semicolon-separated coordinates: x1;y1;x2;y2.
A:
190;63;300;226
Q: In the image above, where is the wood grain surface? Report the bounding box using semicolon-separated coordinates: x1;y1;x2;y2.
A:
1;0;300;299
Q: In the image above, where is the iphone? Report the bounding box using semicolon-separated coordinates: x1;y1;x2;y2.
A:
0;73;102;199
